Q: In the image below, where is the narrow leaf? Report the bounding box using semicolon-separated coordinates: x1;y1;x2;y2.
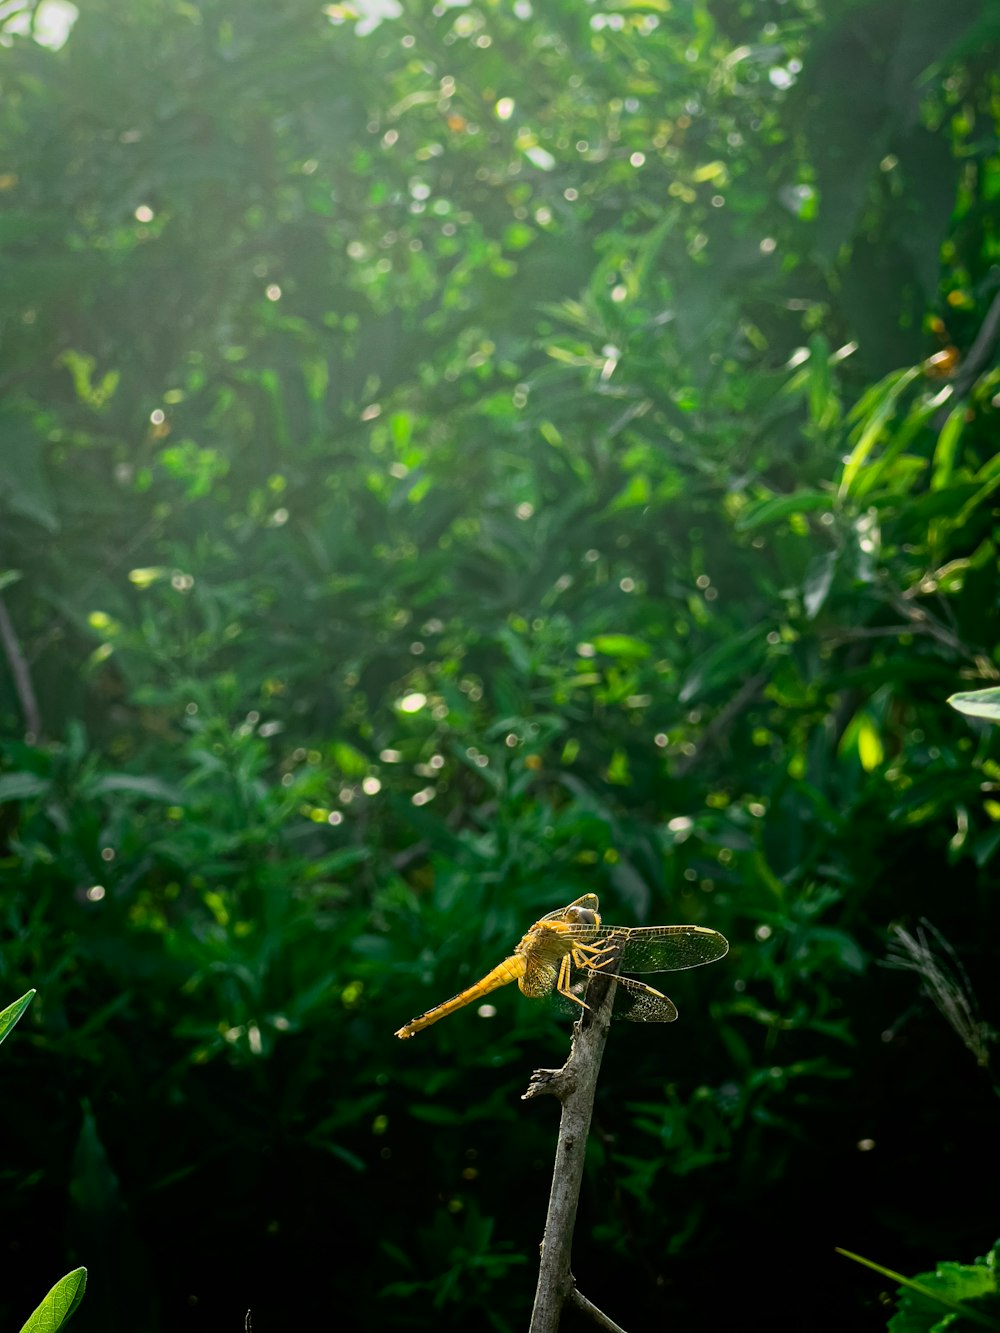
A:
0;990;35;1047
91;774;184;802
0;772;50;803
948;689;1000;723
932;405;966;490
840;366;921;496
804;551;837;619
735;491;831;532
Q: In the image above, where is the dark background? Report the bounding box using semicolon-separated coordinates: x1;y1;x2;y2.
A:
1;0;999;1328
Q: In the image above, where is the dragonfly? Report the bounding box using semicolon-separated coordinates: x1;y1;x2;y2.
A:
394;893;729;1039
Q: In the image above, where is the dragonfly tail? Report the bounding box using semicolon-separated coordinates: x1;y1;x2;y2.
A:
394;955;526;1038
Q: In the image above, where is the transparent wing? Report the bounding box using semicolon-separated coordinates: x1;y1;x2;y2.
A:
556;973;678;1023
613;976;678;1023
569;924;729;974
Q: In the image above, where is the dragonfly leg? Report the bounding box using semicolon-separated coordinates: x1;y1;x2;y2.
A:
571;941;620;972
556;951;590;1011
576;943;616;965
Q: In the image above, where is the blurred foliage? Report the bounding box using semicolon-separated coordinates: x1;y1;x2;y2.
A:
1;0;1000;1328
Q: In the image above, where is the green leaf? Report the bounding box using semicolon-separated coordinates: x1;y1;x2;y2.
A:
409;1103;464;1125
591;634;651;660
955;453;1000;528
606;746;631;786
91;774;184;802
803;551;837;619
18;1268;87;1333
838;1248;1000;1332
0;989;35;1047
807;334;840;429
931;405;967;491
679;627;765;703
609;473;653;512
735;491;831;532
0;772;51;802
948;689;1000;723
838;710;885;771
329;741;370;777
857;716;884;772
840;366;921;496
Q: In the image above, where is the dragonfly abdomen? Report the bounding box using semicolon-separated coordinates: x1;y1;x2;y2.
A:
394;954;526;1039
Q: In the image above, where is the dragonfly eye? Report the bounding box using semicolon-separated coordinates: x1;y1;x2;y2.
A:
567;907;597;925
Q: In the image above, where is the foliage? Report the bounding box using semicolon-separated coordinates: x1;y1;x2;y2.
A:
841;1241;1000;1333
1;0;999;1329
887;1241;1000;1333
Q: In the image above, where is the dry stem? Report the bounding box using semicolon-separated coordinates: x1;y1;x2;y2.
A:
524;963;629;1333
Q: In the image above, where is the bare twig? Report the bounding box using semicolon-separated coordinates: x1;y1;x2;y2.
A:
566;1287;630;1333
882;585;999;680
944;288;1000;405
524;963;630;1333
824;622;937;643
673;670;768;779
391;838;430;872
0;595;41;741
931;287;1000;430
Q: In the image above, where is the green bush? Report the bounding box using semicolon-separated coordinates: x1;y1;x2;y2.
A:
1;0;999;1328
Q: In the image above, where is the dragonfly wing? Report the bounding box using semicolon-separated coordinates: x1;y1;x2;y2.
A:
555;973;678;1023
591;924;729;974
519;959;559;999
613;976;678;1023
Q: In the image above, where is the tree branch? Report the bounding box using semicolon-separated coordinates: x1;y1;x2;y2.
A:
950;288;1000;403
566;1286;630;1333
524;962;630;1333
672;670;768;779
0;595;41;741
934;287;1000;427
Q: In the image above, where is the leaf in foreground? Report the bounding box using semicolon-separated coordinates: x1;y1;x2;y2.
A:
948;689;1000;723
19;1268;88;1333
0;989;35;1048
837;1247;1000;1331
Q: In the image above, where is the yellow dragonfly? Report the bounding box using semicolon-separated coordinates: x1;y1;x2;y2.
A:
394;893;729;1039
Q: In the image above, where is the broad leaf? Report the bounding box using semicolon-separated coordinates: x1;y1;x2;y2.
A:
18;1268;87;1333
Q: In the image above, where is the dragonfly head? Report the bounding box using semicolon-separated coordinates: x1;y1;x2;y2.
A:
562;903;600;928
